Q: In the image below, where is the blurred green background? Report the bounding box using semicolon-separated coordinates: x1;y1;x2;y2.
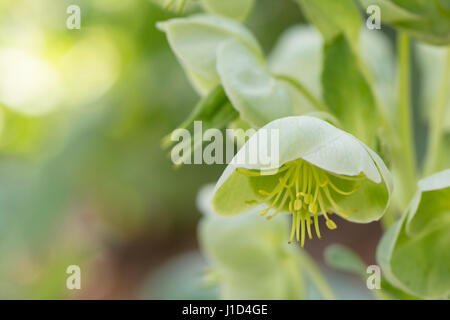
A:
0;0;413;299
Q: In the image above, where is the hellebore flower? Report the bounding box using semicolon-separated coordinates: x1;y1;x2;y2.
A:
377;169;450;299
212;116;392;247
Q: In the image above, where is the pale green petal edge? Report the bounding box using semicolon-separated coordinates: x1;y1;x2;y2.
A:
213;116;392;222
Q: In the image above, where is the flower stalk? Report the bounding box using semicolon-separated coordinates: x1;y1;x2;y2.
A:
423;48;450;176
240;159;363;247
392;33;417;206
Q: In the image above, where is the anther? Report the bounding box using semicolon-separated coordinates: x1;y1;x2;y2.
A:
326;219;337;230
304;194;313;204
294;199;302;211
258;208;271;216
308;203;318;214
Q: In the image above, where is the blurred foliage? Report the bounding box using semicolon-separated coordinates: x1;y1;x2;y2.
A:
0;0;304;299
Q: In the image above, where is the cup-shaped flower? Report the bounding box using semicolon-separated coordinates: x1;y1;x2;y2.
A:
212;116;392;247
377;169;450;299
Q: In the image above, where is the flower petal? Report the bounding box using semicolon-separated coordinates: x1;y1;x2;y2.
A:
216;39;293;127
213;116;391;222
157;14;263;94
200;0;255;21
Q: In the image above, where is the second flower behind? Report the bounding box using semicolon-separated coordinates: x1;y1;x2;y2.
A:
212;116;392;247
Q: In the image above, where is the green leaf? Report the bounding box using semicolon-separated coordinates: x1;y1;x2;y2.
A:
359;0;450;45
359;0;421;22
296;0;361;49
216;39;293;128
322;35;378;146
377;169;450;299
200;0;255;21
325;244;367;276
268;25;324;114
157;14;263;95
269;26;396;121
212;116;392;224
197;184;305;299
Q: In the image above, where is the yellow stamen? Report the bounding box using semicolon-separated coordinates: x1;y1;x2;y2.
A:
314;213;321;239
236;168;262;176
309;202;318;214
289;212;297;243
238;159;364;246
322;185;350;218
296;212;301;243
326;219;337;230
294;199;302;211
306;213;313;239
300;215;306;247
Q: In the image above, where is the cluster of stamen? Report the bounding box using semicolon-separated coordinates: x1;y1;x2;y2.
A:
238;159;364;247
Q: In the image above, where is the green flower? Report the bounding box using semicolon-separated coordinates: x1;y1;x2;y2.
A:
212;116;392;247
377;169;450;299
200;0;255;21
359;0;450;45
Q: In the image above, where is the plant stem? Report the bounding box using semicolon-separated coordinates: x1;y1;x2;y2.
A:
423;48;450;176
275;74;328;112
298;250;335;300
392;33;417;206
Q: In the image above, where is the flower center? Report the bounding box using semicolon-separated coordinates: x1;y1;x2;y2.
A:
164;0;188;12
239;159;364;247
